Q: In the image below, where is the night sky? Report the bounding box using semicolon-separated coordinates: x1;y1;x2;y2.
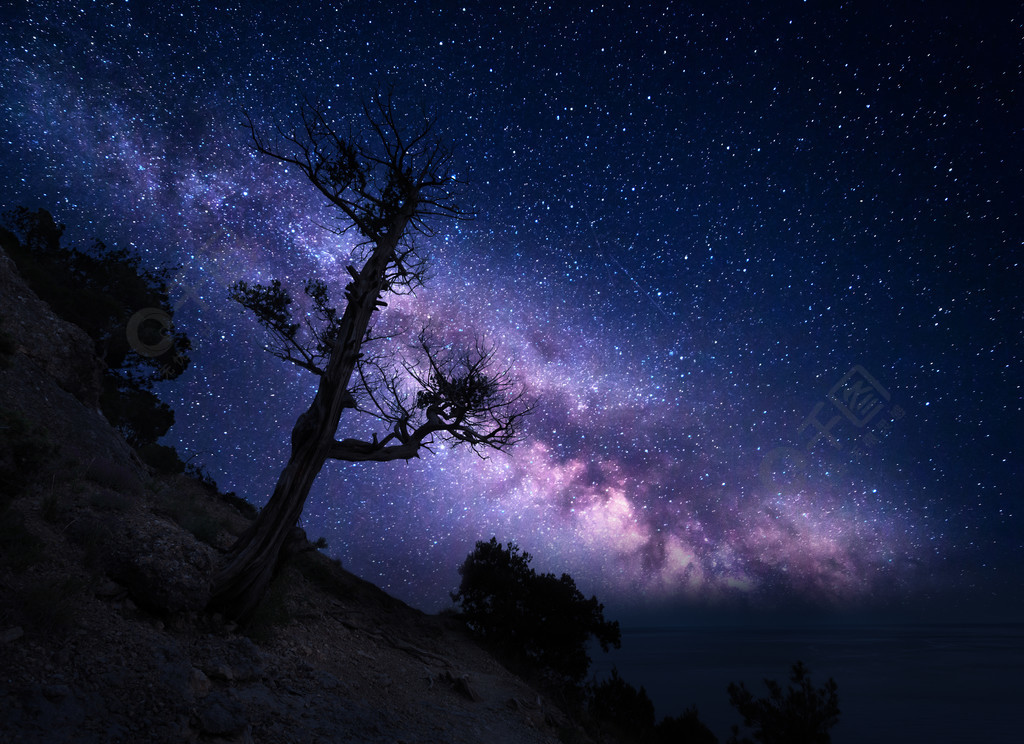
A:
1;1;1021;625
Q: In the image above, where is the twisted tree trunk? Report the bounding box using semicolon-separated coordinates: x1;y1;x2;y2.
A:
209;209;410;623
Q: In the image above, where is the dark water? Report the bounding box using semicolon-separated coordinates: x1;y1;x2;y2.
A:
589;624;1024;743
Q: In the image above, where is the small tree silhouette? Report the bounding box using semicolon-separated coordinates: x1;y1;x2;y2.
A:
727;661;839;744
452;537;620;691
589;667;656;740
1;207;190;447
654;706;720;744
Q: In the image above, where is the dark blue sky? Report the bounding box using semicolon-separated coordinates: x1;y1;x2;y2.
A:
1;1;1021;624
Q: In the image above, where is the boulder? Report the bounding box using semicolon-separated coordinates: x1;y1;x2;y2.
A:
0;247;103;409
0;246;144;478
194;691;248;737
108;518;215;615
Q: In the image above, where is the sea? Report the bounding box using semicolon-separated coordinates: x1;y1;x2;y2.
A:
588;623;1024;743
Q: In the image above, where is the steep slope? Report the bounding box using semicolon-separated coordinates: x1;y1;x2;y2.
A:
0;247;575;743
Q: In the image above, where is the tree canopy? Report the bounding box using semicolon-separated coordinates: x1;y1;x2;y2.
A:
0;207;190;447
727;661;840;744
210;93;532;622
451;537;621;689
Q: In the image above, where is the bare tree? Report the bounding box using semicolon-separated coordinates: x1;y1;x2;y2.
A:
209;93;532;622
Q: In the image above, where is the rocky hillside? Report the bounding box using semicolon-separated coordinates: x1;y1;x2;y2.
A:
0;247;577;744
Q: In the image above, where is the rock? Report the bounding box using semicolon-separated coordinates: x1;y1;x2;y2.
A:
197;636;266;684
0;245;146;476
441;671;482;702
109;518;214;615
280;525;310;561
231;682;285;718
195;692;248;736
153;640;193;701
191;667;212;697
314;670;340;690
1;626;24;643
0;246;103;408
95;580;126;600
41;684;71;700
84;458;144;496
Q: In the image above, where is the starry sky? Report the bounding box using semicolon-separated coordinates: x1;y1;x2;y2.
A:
1;1;1021;624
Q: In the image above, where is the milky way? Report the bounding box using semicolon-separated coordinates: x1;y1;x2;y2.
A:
2;1;1020;620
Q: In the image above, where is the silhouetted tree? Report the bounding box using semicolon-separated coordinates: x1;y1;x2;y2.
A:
589;667;656;742
452;537;620;691
726;661;839;744
655;706;719;744
210;94;532;622
0;207;190;447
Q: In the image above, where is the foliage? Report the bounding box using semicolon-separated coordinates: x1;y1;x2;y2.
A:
654;707;720;744
100;375;176;449
1;207;190;447
184;461;221;493
228;277;341;376
588;667;656;741
210;93;531;623
219;490;258;521
153;485;233;546
230;93;531;466
451;537;621;690
292;550;350;601
229;283;533;462
727;661;840;744
138;443;188;475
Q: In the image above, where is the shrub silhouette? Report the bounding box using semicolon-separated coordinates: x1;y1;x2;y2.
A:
726;661;839;744
452;537;620;691
1;207;190;447
589;667;656;741
654;706;719;744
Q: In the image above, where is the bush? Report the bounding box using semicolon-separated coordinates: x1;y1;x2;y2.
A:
2;207;191;447
138;443;187;474
727;661;839;744
451;537;621;690
153;487;230;546
589;667;656;741
655;707;719;744
219;491;258;520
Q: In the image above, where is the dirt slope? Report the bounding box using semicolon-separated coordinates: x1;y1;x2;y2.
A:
0;246;577;743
